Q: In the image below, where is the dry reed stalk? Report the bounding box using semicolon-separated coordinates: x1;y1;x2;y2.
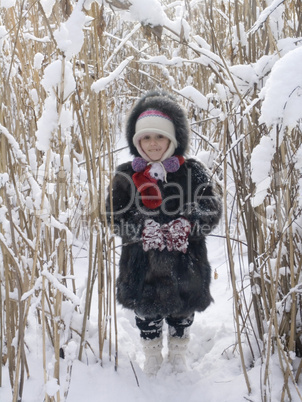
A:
92;3;108;363
222;114;252;394
2;159;25;400
0;278;2;388
42;275;50;402
0;130;6;390
0;1;301;400
101;120;118;368
69;32;97;362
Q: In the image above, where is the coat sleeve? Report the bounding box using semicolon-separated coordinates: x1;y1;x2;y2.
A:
106;163;144;242
182;159;223;236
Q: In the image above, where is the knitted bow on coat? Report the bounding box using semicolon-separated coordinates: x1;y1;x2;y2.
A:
142;218;191;253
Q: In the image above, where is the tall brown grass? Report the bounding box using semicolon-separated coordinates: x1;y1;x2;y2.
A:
0;1;301;401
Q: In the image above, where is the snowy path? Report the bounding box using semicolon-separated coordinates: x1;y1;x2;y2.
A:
65;236;255;402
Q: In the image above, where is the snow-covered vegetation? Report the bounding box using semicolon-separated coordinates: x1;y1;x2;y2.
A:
0;0;301;401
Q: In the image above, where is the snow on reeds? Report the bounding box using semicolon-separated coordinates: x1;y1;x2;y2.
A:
0;1;301;401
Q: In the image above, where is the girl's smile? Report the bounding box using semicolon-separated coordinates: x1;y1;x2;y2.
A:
140;133;170;161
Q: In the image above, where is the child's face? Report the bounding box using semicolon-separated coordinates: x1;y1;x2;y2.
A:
140;133;170;161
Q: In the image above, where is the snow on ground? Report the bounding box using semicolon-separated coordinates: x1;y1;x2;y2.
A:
0;235;248;401
0;226;300;401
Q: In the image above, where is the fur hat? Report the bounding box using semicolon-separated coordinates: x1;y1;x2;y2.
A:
126;90;190;159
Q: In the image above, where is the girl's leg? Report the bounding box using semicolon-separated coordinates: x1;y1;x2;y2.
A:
165;313;194;338
135;315;164;376
165;313;195;372
135;315;163;340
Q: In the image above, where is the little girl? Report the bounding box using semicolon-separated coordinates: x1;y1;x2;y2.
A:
106;90;222;375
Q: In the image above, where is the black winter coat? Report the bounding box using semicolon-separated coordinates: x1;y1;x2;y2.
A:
106;157;222;319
